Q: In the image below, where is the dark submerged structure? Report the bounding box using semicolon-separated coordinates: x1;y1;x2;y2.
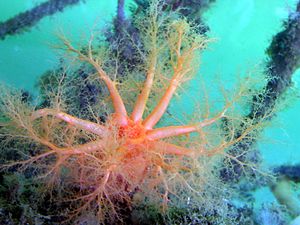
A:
221;1;300;182
0;0;83;40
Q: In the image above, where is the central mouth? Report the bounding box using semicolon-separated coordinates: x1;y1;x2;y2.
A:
118;120;147;140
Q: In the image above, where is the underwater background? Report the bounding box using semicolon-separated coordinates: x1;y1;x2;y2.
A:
0;0;300;224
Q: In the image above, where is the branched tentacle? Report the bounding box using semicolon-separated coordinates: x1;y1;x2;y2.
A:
142;21;206;129
146;108;226;140
59;35;128;126
131;56;157;122
31;109;106;136
154;141;194;156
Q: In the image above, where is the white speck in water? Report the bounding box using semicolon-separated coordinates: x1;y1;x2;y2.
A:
187;197;190;205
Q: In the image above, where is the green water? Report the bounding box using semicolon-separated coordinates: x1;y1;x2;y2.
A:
0;0;299;222
0;0;119;90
